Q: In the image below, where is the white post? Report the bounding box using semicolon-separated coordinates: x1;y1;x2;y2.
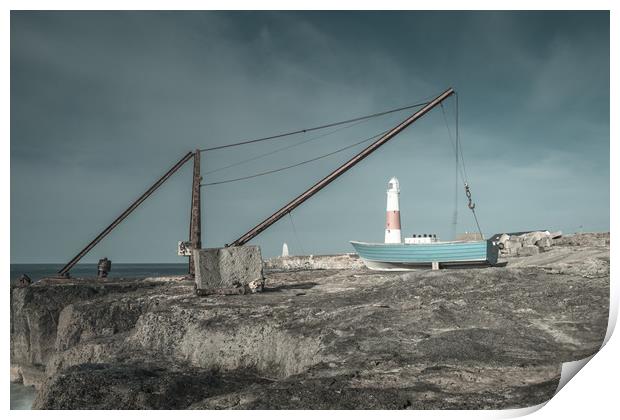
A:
385;177;402;244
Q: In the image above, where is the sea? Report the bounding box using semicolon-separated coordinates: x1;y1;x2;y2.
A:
9;262;188;410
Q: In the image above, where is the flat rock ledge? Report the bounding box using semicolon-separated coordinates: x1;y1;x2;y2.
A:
264;253;365;271
11;233;609;409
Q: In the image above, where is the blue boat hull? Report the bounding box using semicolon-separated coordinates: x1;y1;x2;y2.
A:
350;240;499;271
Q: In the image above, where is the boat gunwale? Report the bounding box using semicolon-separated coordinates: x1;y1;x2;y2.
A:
349;240;489;246
349;239;496;265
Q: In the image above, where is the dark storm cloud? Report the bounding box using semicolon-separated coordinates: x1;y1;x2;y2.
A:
11;11;609;262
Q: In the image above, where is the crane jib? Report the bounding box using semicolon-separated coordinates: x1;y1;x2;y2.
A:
228;87;456;247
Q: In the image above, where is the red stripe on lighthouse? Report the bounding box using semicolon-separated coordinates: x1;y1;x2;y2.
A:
386;210;401;229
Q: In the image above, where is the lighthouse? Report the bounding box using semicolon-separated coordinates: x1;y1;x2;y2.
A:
385;177;402;244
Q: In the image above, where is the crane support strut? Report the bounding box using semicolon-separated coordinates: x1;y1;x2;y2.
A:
58;151;195;277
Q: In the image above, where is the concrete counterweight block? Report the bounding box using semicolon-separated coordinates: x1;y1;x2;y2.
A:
193;246;264;296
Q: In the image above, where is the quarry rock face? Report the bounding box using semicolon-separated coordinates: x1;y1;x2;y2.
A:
193;246;264;294
10;280;158;369
10;233;610;409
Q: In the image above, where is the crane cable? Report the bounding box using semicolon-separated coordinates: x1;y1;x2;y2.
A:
288;211;306;256
198;101;430;152
200;128;390;187
203;118;371;177
440;102;460;240
440;93;484;239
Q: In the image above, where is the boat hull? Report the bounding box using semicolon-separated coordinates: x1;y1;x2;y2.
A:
350;240;498;271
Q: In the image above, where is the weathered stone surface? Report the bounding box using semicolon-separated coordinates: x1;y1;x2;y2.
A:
264;253;365;271
521;231;550;246
12;237;610;409
10;278;182;384
10;364;47;390
10;364;21;382
553;232;609;247
188;364;561;410
34;363;271;409
536;237;553;250
55;292;161;352
517;245;540;257
20;365;47;390
506;239;609;279
504;239;522;250
194;246;264;293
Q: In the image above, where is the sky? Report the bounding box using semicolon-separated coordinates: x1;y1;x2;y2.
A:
10;11;610;263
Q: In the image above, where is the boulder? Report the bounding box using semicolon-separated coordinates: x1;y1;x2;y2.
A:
520;231;550;246
193;246;264;295
517;245;540;257
498;233;510;244
504;239;522;250
535;237;553;250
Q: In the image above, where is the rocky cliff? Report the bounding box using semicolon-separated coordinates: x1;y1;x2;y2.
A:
10;233;610;409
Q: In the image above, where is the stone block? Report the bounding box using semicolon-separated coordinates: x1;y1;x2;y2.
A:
193;246;264;294
535;237;553;249
504;239;522;250
517;245;539;257
520;231;550;246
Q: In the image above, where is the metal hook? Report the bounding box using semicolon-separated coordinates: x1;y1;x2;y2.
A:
464;183;475;210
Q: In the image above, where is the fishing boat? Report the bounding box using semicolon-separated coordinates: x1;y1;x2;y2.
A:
349;172;498;270
350;239;499;271
345;87;499;271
